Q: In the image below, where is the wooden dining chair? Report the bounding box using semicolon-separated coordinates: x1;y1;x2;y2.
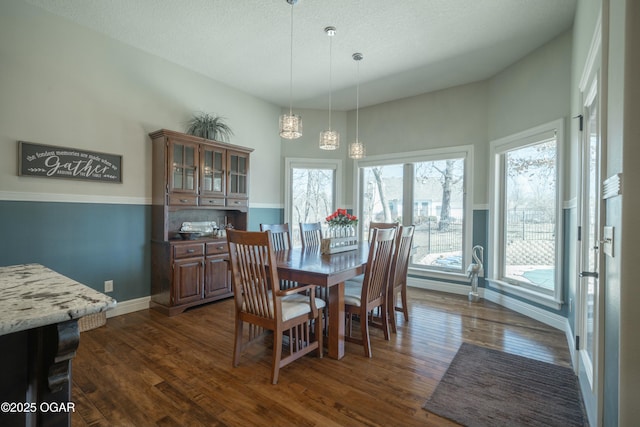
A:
388;225;415;333
343;227;396;358
226;229;324;384
260;223;292;250
260;223;296;289
299;222;323;248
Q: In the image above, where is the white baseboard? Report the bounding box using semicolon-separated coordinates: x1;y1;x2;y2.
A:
564;318;578;372
106;296;150;318
483;288;566;330
408;276;483;297
408;276;564;330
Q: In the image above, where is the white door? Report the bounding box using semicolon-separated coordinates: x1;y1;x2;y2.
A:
577;73;603;424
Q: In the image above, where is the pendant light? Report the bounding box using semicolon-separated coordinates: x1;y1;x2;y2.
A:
319;26;339;150
279;0;302;139
349;52;365;159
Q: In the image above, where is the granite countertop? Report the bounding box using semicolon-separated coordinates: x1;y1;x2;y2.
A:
0;263;117;336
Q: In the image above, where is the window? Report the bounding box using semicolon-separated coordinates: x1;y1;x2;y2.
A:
489;119;564;308
355;147;472;275
285;158;342;246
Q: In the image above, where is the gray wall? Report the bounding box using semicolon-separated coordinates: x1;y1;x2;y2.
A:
0;1;283;205
0;1;283;300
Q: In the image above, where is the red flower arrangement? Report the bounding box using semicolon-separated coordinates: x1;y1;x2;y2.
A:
326;208;358;227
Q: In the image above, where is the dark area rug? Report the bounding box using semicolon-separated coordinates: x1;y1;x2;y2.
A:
423;343;588;427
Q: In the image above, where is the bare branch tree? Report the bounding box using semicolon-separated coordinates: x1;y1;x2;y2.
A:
371;167;392;222
416;159;463;230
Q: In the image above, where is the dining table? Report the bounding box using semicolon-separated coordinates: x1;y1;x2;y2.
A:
273;242;369;360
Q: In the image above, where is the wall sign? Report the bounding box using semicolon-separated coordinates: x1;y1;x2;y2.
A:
18;141;122;183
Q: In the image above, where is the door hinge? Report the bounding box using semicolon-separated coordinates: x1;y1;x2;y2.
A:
575;335;580;350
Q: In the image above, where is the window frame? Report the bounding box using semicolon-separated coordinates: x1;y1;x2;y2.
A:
488;119;564;310
285;157;343;237
353;145;473;280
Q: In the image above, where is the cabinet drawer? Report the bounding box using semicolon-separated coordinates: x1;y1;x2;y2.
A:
168;194;198;206
173;243;205;259
206;241;228;255
226;198;248;208
200;197;225;207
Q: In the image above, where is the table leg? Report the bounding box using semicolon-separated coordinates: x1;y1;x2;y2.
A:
327;282;345;359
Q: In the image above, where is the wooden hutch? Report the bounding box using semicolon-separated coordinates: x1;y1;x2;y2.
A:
149;129;253;316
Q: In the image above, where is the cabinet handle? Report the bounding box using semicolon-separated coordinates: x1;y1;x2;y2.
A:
180;199;189;203
217;246;225;250
187;249;195;253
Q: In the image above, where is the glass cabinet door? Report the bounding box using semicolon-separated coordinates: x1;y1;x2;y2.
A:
169;140;198;193
201;145;225;197
227;150;249;198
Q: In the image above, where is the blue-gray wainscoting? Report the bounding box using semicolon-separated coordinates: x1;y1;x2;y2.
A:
0;200;151;303
0;201;282;303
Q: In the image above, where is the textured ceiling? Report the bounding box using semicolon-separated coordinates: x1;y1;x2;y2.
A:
24;0;576;110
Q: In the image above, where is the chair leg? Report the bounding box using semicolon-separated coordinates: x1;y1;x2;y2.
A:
316;313;323;359
362;309;372;358
400;284;409;321
389;289;398;334
381;302;390;341
233;319;243;367
271;329;283;385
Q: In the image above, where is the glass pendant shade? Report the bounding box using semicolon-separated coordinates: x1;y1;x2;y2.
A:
319;130;340;150
280;113;302;139
349;139;365;159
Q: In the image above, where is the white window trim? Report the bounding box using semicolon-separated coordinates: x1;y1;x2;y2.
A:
488;119;564;310
284;157;343;227
353;145;474;278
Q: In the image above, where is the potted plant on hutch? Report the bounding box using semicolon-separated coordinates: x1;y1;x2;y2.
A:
185;112;234;142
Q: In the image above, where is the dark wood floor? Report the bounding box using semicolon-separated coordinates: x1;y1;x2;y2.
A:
71;288;572;427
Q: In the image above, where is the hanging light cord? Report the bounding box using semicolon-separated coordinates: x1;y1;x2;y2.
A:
288;3;294;116
328;32;333;130
355;58;360;143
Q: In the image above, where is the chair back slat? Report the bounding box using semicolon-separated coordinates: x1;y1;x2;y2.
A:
299;222;323;248
259;223;292;251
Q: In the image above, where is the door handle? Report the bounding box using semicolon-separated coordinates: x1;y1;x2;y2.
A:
580;271;598;278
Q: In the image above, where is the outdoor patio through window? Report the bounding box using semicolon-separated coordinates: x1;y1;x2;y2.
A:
503;140;557;291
